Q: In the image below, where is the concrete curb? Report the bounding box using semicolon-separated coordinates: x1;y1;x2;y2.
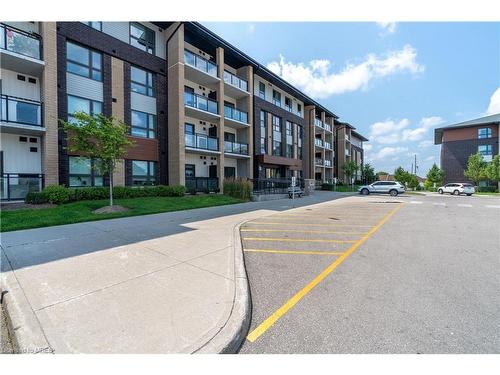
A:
1;248;53;354
193;220;252;354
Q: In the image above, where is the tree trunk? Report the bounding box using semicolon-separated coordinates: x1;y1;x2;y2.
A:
109;169;114;207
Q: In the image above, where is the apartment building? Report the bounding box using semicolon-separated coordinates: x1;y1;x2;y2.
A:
1;21;368;200
335;122;367;183
434;113;499;185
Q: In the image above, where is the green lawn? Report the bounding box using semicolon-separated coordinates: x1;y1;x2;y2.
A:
1;195;243;232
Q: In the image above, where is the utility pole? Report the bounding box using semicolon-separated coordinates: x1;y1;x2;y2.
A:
414;154;418;175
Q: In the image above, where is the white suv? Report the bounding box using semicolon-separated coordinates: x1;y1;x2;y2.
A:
437;183;475;196
358;181;406;196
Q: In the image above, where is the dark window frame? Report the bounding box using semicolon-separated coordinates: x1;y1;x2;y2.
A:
260;110;267;154
131;110;156;139
272;90;281;106
259;82;266;99
66;41;102;81
69;156;105;188
83;22;102;31
478;127;492;139
131;65;155;97
131;160;157;186
67;94;103;123
129;22;155;55
185;164;195;178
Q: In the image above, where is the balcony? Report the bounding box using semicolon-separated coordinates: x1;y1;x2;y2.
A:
185;133;219;154
185;177;219;193
1;173;43;201
324;123;332;132
324;141;332;150
223;70;249;99
0;23;44;75
324;159;332;168
224;140;249;157
314;138;323;148
224;105;249;129
184;91;220;122
345;148;351;156
314;118;323;129
315;158;324;166
345;134;351;142
184;49;219;87
1;95;44;134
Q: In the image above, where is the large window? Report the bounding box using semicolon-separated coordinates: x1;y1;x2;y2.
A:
83;22;102;31
131;110;156;138
66;42;102;81
285;97;292;112
272;90;281;107
131;66;154;97
131;160;156;186
272;115;282;156
130;22;155;54
260;110;267;154
478;128;492;139
69;156;104;187
297;103;302;116
478;145;493;157
297;125;303;159
67;95;102;124
286;121;293;158
259;82;266;99
185;164;195;178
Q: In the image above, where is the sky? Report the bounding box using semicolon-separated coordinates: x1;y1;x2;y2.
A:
202;22;500;176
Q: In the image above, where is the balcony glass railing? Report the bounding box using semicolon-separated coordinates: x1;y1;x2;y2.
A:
0;23;42;60
324;160;332;167
324;123;332;132
184;92;218;114
224;105;248;124
1;95;42;126
224;140;249;155
184;49;217;77
185;177;219;193
223;70;248;92
1;173;43;201
185;133;218;151
314;138;323;147
315;158;324;166
324;141;332;149
314;118;323;128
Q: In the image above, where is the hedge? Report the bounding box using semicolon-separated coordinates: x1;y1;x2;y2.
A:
25;184;186;205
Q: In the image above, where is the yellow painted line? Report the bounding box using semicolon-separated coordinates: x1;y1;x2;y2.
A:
246;202;405;343
246;222;374;228
244;249;344;256
242;237;356;243
241;229;367;235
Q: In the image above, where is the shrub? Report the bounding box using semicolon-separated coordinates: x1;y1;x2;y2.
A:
223;178;252;201
477;186;498;193
70;186;109;201
321;183;334;191
25;191;49;204
43;185;71;204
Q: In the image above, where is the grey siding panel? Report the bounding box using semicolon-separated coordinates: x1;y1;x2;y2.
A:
101;22;129;44
66;73;103;102
130;92;157;114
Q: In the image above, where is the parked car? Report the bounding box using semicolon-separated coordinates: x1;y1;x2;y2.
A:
437;183;475;196
358;181;406;196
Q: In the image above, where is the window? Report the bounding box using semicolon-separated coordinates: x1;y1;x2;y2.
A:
130;22;155;54
286;121;293;158
297;103;302;116
67;95;102;124
66;42;102;81
131;110;156;138
132;160;156;186
260;110;267;154
259;82;266;99
69;156;104;187
185;123;194;135
131;66;154;97
84;22;102;31
478;128;492;139
297;125;303;159
272;90;281;106
185;164;195;178
272;115;282;156
285;97;292;112
224;167;236;178
478;145;493;161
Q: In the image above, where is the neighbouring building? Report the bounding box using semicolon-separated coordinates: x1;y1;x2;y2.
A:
335;122;368;183
434;113;499;185
1;21;368;200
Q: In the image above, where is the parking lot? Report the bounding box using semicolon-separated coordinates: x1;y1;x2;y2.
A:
239;194;500;353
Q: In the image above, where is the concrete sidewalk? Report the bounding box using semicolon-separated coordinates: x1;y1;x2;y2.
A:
1;192;342;353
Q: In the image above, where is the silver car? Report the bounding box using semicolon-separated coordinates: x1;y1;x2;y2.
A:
358;181;406;196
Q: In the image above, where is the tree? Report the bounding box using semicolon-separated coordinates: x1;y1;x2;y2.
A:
342;161;359;185
362;163;376;184
394;166;409;185
61;112;134;207
424;163;444;190
464;152;487;186
407;174;419;190
484;154;500;190
376;171;389;177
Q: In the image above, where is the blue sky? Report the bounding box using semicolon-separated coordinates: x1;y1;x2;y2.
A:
203;22;500;175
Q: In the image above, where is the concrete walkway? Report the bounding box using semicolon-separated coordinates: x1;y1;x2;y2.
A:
0;192;343;354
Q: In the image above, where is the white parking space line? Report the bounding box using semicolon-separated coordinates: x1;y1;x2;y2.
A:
433;203;446;206
409;201;423;204
457;204;472;208
485;205;500;209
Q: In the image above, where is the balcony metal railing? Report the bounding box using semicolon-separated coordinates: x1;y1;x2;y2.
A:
0;23;42;60
224;140;249;155
251;177;304;195
314;138;323;147
314;118;323;128
184;91;218;114
223;70;248;92
315;158;324;166
184;49;217;77
1;173;44;201
345;148;351;156
185;177;219;193
1;95;43;127
224;105;248;124
324;123;332;132
185;133;218;151
324;160;332;167
345;134;350;142
324;141;332;150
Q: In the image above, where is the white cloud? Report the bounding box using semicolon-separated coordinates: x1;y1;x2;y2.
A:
418;140;434;148
425;156;435;162
402;116;445;142
369;116;445;145
486;87;500;115
367;146;409;162
266;45;424;99
377;22;397;35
